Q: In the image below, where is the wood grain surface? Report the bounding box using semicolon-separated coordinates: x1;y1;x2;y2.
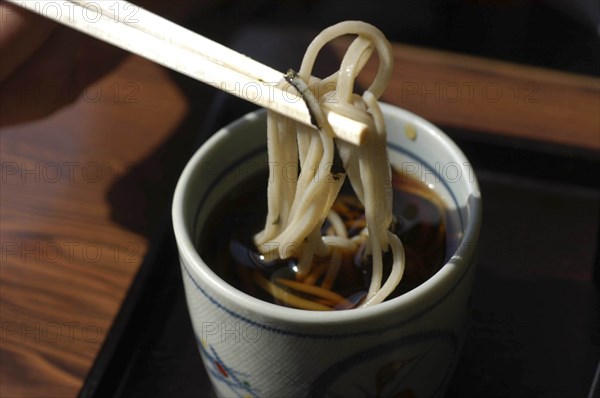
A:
0;40;598;398
333;41;600;151
1;56;188;398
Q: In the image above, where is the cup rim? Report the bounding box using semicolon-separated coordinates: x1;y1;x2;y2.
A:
172;104;481;326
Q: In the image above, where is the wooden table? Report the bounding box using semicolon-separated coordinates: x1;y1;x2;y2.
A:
1;40;598;398
0;55;192;397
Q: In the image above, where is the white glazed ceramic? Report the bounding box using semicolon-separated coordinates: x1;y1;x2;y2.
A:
173;103;481;398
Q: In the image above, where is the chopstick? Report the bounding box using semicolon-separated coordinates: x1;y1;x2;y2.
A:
6;0;370;145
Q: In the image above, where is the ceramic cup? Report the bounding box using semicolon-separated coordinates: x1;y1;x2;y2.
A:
173;103;481;398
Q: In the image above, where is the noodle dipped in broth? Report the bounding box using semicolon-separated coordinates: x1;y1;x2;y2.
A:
199;21;451;310
255;21;401;309
199;170;450;311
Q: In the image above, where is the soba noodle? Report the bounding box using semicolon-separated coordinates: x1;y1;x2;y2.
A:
254;21;405;309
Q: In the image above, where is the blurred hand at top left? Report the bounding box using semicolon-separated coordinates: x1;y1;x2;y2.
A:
0;0;210;127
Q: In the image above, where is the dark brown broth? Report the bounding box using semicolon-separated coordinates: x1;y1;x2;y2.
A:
198;169;452;310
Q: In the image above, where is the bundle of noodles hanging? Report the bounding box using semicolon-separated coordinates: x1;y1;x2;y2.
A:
253;21;405;309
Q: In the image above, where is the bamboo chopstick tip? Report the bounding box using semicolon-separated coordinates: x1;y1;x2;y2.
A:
327;112;370;146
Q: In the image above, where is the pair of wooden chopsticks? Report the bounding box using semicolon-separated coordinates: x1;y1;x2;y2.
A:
7;0;368;145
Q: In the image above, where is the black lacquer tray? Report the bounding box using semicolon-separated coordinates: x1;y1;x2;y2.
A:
79;27;600;398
